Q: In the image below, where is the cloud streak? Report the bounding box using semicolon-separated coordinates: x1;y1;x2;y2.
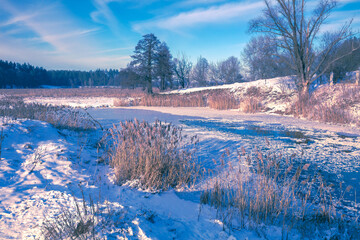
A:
0;0;130;70
133;1;264;32
91;0;124;39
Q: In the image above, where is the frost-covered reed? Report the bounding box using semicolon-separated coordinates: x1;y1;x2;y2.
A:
107;119;201;191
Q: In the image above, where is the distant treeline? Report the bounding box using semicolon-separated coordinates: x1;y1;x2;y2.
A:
0;60;122;88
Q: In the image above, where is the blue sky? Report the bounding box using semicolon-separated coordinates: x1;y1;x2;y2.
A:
0;0;359;70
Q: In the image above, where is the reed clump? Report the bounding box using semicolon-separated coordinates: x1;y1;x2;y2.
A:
207;91;239;110
239;97;263;113
288;84;360;125
200;147;359;238
107;119;201;191
0;87;145;98
0;97;96;130
140;92;207;107
289;94;354;125
41;190;119;240
113;89;240;110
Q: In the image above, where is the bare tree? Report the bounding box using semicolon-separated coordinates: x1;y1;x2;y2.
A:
322;36;360;83
173;53;192;88
191;56;209;86
209;56;243;84
249;0;358;94
242;35;292;81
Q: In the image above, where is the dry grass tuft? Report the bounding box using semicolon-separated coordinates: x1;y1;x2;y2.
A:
41;191;119;240
140;92;207;107
0;97;96;130
0;87;146;98
107;119;201;191
113;89;239;110
239;97;263;113
200;147;359;238
244;86;262;97
207;91;239;110
113;97;141;107
287;84;360;125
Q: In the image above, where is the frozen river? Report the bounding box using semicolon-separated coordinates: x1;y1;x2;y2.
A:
88;107;360;216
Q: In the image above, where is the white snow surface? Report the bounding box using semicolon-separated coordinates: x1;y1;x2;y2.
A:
23;77;297;112
1;117;286;239
24;97;116;108
2;77;360;239
165;76;296;95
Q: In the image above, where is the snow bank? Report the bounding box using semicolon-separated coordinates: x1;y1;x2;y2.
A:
24;97;116;108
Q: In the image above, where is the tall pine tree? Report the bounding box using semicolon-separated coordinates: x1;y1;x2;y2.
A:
130;33;160;94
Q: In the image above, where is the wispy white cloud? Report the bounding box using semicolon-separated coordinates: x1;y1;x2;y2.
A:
133;1;264;32
0;35;130;70
0;1;95;52
321;8;360;33
91;0;123;38
337;0;360;4
31;28;100;45
0;0;130;69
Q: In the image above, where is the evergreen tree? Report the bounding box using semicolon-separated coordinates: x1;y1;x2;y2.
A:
130;33;160;94
156;42;173;91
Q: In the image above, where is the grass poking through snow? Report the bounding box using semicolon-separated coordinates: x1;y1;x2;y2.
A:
106;119;202;191
200;146;360;239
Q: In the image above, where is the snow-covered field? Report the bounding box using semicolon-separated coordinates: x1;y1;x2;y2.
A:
1;105;359;239
24;97;116;108
88;107;360;210
0;116;290;239
1;77;360;239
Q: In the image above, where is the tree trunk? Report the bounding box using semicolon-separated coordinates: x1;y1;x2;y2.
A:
301;80;310;97
356;71;359;86
329;72;334;86
146;76;153;94
160;76;165;91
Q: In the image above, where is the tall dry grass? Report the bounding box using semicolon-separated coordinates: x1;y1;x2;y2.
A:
107;119;201;191
113;89;240;110
238;86;265;113
41;189;118;240
0;97;96;130
289;93;354;125
200;146;359;238
207;91;239;110
140;92;207;107
0;87;146;98
287;84;360;125
239;97;262;113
